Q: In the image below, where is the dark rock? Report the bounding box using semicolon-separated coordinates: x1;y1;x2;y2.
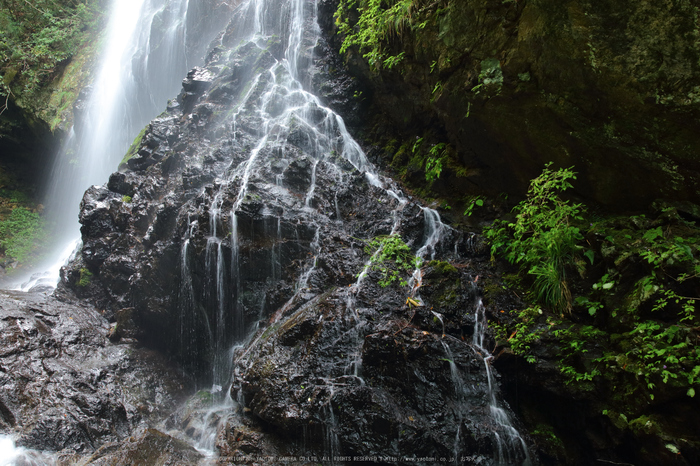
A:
0;290;190;456
179;67;215;114
83;428;202;465
316;0;700;212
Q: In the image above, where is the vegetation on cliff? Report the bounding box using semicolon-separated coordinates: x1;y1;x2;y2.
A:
0;0;103;108
480;164;700;462
0;170;50;270
333;0;700;212
0;0;104;272
331;2;700;458
0;0;105;137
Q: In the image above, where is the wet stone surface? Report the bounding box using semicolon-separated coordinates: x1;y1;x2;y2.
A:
0;290;191;458
49;0;534;463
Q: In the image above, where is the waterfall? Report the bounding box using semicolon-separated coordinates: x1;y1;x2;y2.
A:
471;299;532;465
17;0;228;290
165;1;492;459
2;0;537;460
174;0;379;375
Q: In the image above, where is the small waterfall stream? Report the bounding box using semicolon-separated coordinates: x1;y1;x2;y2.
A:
471;299;532;465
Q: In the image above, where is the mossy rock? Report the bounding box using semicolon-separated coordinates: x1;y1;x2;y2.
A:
426;260;458;276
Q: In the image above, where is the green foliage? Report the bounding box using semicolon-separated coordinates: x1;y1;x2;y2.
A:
77;267;92;287
425;143;446;182
122;195;132;203
0;207;49;264
464;196;484;217
427;259;458;275
0;0;103;101
493;306;546;364
363;234;421;287
574;295;603;316
335;0;415;70
494;210;700;403
553;323;605;384
485;163;585;312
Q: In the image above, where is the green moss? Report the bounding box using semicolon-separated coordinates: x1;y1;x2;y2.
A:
194;390;214;405
120;125;148;167
384;138;398;154
482;278;507;300
77;267;92;287
628;415;659;436
390;142;411;170
428;260;458;275
531;423;565;450
0;206;49;265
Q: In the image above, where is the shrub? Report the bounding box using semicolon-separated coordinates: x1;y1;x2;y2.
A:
0;0;103;101
335;0;416;70
485;163;585;312
363;234;421;287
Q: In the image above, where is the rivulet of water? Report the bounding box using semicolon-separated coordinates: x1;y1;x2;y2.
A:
471;298;532;465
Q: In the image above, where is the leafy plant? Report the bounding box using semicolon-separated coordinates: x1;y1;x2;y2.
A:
464;196;484;217
485;163;585;312
492;306;546;363
425;143;447;182
363;234;421;287
0;0;103;101
335;0;415;70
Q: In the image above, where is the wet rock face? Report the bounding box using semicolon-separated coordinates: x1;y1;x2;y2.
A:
79;428;203;465
0;290;190;455
58;0;531;462
233;284;501;462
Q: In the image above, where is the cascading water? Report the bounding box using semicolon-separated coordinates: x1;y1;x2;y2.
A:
1;2;232;463
471;298;532;465
174;0;376;376
6;0;538;460
163;0;465;455
0;434;54;466
162;0;541;460
16;0;229;290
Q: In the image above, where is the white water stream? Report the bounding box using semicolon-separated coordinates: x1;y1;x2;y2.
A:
0;434;55;466
169;0;465;457
471;298;532;465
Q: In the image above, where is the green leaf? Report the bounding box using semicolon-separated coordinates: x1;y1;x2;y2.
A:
643;227;663;242
584;249;595;265
688;387;696;398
